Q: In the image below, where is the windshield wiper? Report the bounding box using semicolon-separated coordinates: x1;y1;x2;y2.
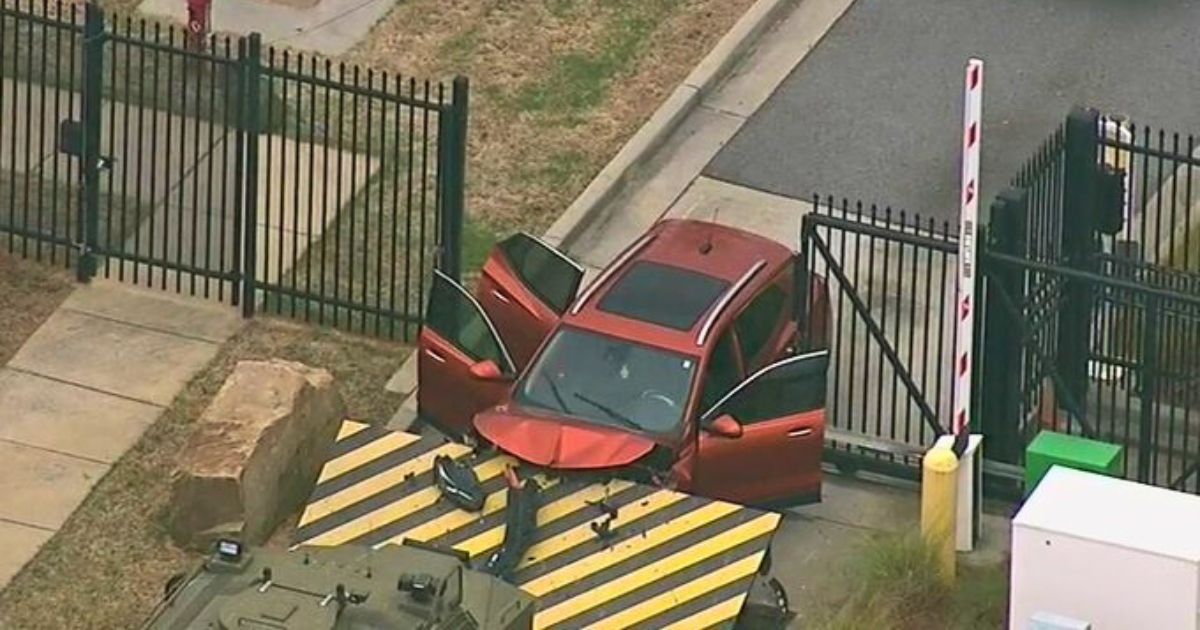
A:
541;372;572;414
572;392;642;431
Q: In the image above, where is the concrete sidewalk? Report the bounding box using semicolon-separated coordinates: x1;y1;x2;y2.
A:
0;280;242;589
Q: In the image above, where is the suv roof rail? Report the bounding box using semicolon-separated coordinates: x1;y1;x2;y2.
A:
696;259;766;346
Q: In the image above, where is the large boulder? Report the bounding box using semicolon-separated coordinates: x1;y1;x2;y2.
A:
168;359;345;549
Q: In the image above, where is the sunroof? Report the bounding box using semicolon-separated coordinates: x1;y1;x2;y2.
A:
597;261;730;331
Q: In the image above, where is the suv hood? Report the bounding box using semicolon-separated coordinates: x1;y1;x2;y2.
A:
473;406;656;469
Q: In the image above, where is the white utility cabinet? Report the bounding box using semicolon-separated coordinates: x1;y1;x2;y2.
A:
1010;466;1200;630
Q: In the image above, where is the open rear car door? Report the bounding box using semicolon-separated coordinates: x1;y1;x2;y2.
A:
418;271;516;436
693;350;829;505
475;233;583;369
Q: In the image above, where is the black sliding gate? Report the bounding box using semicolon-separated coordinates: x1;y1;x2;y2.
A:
800;108;1200;495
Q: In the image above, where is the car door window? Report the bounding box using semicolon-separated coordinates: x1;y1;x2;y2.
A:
733;283;786;366
426;271;514;372
710;350;828;424
699;330;741;415
499;233;583;314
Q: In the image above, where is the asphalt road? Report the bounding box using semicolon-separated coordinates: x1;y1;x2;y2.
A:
706;0;1200;222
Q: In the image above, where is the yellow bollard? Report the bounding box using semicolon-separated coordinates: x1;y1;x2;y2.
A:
921;446;959;585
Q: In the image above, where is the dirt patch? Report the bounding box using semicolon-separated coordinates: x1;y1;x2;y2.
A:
0;251;74;365
0;318;407;630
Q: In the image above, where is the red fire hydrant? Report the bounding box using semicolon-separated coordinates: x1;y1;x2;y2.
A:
185;0;211;52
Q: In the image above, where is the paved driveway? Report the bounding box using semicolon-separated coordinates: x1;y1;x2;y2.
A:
706;0;1200;221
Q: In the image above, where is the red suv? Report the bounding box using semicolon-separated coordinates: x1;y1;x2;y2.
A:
418;219;830;505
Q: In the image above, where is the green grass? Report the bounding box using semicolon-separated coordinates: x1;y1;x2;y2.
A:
512;0;682;124
814;532;1008;630
439;26;481;69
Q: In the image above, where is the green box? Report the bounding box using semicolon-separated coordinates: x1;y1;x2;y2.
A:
1025;430;1123;495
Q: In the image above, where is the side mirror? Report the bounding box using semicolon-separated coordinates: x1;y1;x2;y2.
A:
468;359;504;381
705;413;743;438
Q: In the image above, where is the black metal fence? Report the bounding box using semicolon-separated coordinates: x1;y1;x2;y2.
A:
801;109;1200;495
0;0;466;341
980;108;1200;494
800;198;960;477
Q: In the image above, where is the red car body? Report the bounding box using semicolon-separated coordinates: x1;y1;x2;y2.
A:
418;218;831;505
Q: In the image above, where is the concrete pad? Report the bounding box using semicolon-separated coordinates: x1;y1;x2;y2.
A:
8;309;221;406
0;442;108;530
0;520;53;590
666;175;813;246
772;513;873;626
791;473;921;533
384;352;418;395
138;0;399;55
568;107;743;267
63;280;242;343
0;369;161;464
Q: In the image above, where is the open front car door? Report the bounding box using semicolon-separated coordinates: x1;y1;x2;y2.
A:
693;350;829;505
475;233;583;369
418;271;516;436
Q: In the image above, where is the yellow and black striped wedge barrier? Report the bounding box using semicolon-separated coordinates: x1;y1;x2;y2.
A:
293;420;784;630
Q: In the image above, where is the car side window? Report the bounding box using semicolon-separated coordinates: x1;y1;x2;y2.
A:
426;272;511;371
499;233;583;314
734;283;786;367
700;330;741;416
722;352;828;425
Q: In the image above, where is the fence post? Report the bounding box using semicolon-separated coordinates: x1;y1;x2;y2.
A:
795;212;814;349
1137;295;1160;483
980;188;1028;464
240;33;262;318
77;2;105;282
1058;107;1100;405
438;75;469;282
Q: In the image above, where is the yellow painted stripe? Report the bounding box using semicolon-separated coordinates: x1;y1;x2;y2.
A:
372;474;569;548
335;420;370;441
521;499;743;597
537;514;778;627
453;486;682;560
318;431;421;483
580;552;764;630
657;594;750;630
298;441;471;527
302;455;514;546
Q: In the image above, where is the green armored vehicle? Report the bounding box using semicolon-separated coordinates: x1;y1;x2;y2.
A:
141;539;536;629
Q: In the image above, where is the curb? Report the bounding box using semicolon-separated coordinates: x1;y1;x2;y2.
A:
385;0;797;420
541;0;797;251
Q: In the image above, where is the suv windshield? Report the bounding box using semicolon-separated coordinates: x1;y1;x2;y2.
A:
514;327;696;435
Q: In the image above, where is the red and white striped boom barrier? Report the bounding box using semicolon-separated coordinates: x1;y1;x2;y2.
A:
953;58;983;454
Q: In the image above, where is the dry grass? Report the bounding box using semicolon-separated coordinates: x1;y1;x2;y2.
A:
343;0;754;235
0;317;407;630
0;250;74;364
812;532;1009;630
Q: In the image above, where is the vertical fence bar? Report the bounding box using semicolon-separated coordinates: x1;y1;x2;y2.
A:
240;33;261;317
305;56;317;320
1137;295;1160;483
229;37;244;306
437;75;468;282
76;1;103;282
36;0;48;261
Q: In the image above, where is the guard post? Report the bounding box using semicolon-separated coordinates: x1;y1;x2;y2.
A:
921;445;959;585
